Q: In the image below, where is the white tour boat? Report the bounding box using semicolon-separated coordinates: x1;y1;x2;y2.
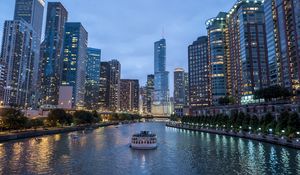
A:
130;131;157;150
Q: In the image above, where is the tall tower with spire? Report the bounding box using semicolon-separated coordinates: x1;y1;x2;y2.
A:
152;38;170;116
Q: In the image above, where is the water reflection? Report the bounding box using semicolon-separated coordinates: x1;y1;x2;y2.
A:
0;123;299;175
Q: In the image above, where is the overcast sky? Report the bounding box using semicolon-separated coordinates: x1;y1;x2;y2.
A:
0;0;236;95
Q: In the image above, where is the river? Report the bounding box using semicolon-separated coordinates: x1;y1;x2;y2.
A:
0;122;299;175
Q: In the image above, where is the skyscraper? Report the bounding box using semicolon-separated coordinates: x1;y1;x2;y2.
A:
14;0;45;36
153;38;170;116
1;20;36;107
85;48;101;110
174;68;186;116
40;2;68;106
14;0;45;95
0;62;6;105
99;62;111;111
264;0;300;94
188;36;210;115
120;79;139;112
146;74;154;114
184;72;189;107
109;60;121;112
206;12;228;105
60;22;88;109
227;0;269;104
99;60;121;112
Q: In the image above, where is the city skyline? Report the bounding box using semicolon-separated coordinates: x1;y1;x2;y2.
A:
0;0;236;93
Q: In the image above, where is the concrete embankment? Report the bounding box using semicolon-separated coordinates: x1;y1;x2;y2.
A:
166;123;300;150
0;123;118;143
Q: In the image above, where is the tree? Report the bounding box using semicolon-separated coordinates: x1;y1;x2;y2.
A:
275;111;289;135
286;112;300;137
218;96;234;105
261;113;274;132
0;108;28;130
47;109;71;127
92;110;101;123
249;115;259;131
29;118;44;130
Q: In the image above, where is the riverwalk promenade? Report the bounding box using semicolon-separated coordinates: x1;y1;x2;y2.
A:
0;122;118;143
166;122;300;149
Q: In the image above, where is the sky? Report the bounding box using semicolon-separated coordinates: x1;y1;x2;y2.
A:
0;0;236;95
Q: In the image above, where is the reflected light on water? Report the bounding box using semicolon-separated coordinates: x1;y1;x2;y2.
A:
0;123;299;175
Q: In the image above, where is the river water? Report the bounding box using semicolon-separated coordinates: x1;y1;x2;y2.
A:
0;122;299;175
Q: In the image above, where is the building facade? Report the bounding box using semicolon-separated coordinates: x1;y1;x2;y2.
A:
99;60;121;112
153;38;170;116
85;48;101;110
99;62;111;111
1;20;36;107
227;0;269;104
109;60;121;112
188;36;210;115
206;12;229;105
40;2;68;106
14;0;45;96
60;22;88;109
265;0;300;94
174;68;186;116
146;74;154;114
120;79;139;113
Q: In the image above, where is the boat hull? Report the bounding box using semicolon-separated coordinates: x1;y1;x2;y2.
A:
130;143;157;150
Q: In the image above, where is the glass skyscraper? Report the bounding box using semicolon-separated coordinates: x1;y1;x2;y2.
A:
227;0;269;104
85;48;101;110
206;12;228;105
1;20;36;107
14;0;45;96
61;22;88;109
40;2;68;106
153;38;170;116
264;0;300;93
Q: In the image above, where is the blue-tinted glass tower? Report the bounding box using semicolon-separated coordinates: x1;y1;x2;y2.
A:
85;48;101;110
61;22;88;109
40;2;68;106
153;38;170;116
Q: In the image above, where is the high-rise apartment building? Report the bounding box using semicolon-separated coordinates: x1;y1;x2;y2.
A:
174;68;186;116
14;0;45;95
206;12;229;105
120;79;139;112
264;0;300;93
99;62;111;111
1;20;36;107
40;2;68;106
188;36;210;115
99;60;121;112
227;0;269;104
60;22;88;109
109;60;121;112
146;74;154;114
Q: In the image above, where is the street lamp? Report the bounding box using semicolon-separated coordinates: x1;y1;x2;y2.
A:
269;128;273;134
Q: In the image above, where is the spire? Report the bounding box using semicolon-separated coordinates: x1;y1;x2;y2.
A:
161;27;165;39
